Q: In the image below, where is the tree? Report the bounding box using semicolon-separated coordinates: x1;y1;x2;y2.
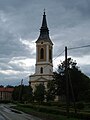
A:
46;71;66;102
46;80;55;102
22;85;33;102
12;85;33;102
69;67;90;101
47;57;90;102
6;85;14;88
59;58;90;102
34;83;46;103
12;85;21;101
0;85;4;88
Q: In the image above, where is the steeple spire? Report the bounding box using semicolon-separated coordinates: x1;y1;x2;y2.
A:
44;8;45;14
36;10;53;44
41;9;47;28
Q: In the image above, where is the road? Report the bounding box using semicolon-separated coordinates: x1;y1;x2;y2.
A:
0;104;42;120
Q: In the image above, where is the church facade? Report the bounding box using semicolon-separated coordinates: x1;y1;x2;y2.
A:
29;11;53;90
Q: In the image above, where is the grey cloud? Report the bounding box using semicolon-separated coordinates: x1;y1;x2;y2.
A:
80;64;90;77
0;27;35;58
0;63;12;70
60;0;90;20
0;0;90;86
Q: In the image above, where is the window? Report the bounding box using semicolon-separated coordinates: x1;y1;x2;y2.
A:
49;49;52;62
40;48;44;59
40;67;43;74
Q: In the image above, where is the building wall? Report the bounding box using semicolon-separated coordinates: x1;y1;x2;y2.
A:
30;74;53;92
30;41;53;90
36;42;53;63
35;63;53;75
0;88;14;101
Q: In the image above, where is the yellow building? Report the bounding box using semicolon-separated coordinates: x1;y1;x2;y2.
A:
29;11;53;91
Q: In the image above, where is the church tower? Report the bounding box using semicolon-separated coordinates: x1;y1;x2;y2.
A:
29;11;53;90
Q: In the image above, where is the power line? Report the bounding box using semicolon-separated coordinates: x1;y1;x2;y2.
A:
43;50;65;69
68;44;90;50
53;50;65;61
53;66;58;72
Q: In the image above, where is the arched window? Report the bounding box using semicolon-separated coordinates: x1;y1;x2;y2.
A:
40;67;43;74
40;48;44;59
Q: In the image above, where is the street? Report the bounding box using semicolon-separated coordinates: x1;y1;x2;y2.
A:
0;104;42;120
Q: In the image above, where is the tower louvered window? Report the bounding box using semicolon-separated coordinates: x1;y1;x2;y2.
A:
49;49;52;62
40;67;43;74
40;48;44;59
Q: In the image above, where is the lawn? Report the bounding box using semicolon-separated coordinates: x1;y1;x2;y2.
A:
12;103;84;120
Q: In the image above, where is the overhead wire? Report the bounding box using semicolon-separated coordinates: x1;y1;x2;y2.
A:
68;44;90;50
52;44;90;72
43;49;65;69
53;49;65;61
23;44;90;84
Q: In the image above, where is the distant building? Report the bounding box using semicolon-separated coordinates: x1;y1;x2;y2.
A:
29;11;53;91
0;87;14;101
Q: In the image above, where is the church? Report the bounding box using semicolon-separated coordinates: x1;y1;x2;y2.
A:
29;11;53;91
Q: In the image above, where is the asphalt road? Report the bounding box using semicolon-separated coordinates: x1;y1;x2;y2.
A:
0;104;42;120
0;115;6;120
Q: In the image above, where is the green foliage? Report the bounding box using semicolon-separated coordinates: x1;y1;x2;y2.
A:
53;72;66;96
0;85;4;88
6;85;14;88
69;67;90;102
34;84;46;103
76;102;85;110
22;85;33;102
12;85;20;101
14;103;90;120
48;57;90;102
45;57;90;103
0;100;11;103
46;81;55;102
12;85;33;102
46;72;66;102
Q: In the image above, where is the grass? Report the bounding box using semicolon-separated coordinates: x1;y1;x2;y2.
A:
12;104;81;120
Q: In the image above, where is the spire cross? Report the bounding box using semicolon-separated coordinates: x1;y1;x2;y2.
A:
44;8;45;15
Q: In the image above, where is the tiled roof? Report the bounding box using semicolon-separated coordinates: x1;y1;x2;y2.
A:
0;87;14;92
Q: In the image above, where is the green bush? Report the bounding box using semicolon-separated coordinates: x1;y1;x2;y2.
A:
76;102;85;110
0;100;11;104
14;103;90;120
41;102;52;106
86;103;90;108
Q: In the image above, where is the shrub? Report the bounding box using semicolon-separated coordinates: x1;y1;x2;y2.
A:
76;102;85;110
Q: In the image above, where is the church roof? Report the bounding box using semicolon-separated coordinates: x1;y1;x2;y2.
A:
36;10;53;45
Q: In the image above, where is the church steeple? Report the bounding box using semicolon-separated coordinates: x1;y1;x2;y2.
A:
36;10;53;44
29;11;53;92
41;9;48;28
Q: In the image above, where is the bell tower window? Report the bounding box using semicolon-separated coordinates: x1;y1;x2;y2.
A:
49;49;52;62
40;67;43;74
40;48;44;59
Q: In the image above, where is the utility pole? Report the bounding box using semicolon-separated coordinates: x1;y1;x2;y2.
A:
65;46;69;118
68;73;77;115
19;79;23;101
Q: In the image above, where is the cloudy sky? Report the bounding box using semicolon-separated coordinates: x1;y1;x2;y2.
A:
0;0;90;86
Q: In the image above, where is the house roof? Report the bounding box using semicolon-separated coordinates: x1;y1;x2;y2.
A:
0;87;14;92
